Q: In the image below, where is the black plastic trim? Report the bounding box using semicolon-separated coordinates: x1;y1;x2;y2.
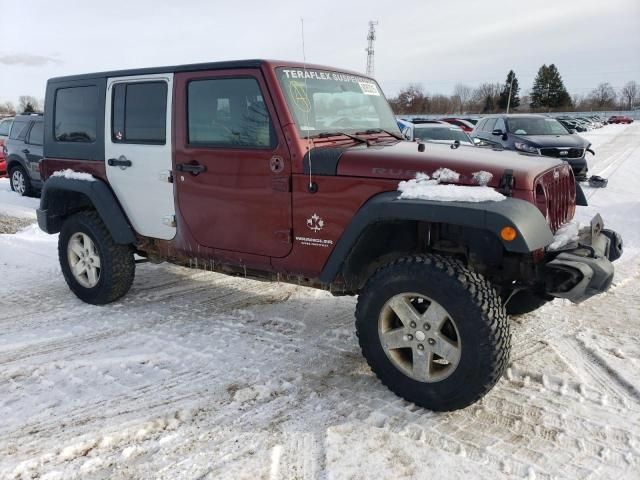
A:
303;147;346;176
319;192;554;283
38;176;136;244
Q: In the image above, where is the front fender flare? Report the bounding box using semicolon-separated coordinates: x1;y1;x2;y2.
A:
37;176;136;245
319;191;553;283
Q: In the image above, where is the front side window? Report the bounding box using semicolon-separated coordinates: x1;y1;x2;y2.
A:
483;118;497;132
27;122;44;145
494;118;506;132
55;86;98;143
507;117;570;135
187;77;274;148
112;82;167;144
276;67;400;137
9;119;30;140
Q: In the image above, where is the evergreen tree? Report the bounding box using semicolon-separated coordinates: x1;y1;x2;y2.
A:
498;70;520;110
482;95;494;113
23;102;35;114
530;64;572;110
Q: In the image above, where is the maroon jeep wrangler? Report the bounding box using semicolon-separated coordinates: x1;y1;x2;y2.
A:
37;60;622;411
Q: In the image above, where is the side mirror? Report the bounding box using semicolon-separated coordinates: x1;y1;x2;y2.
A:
569;129;576;134
492;129;503;136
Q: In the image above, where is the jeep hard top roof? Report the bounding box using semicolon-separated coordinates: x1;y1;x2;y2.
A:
47;59;370;84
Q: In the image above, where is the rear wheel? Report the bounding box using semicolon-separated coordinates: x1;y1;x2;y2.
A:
10;165;33;197
59;211;135;305
356;254;510;411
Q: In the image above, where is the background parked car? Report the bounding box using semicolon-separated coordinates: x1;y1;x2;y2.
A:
5;114;44;196
0;116;14;177
399;119;473;144
470;114;590;180
608;115;634;124
439;118;475;132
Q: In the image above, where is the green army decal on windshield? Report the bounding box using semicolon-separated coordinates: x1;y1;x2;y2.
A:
288;81;312;113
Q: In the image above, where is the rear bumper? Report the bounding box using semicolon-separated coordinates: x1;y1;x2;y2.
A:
543;214;622;303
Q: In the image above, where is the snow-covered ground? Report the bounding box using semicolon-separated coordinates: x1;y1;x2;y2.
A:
0;124;639;479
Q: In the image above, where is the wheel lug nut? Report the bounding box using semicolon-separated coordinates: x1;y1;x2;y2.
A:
406;334;413;341
428;338;435;345
410;322;416;328
424;323;431;331
417;344;424;351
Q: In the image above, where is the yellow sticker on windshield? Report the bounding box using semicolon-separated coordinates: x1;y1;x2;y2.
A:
289;81;311;112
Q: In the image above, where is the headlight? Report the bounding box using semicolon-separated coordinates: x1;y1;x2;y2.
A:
514;142;538;154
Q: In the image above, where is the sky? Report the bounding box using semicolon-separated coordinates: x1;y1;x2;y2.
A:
1;0;639;106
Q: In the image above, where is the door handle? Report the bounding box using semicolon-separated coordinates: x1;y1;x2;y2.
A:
22;149;29;154
176;163;206;175
108;157;132;168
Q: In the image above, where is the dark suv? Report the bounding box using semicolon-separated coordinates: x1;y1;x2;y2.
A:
4;114;44;196
470;114;590;181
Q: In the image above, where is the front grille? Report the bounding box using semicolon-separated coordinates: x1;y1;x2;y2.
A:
539;147;585;159
535;166;576;232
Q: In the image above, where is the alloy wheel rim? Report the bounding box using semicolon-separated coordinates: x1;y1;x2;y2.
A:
67;232;101;288
378;292;461;383
12;170;25;195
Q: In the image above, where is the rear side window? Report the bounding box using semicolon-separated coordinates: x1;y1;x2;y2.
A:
27;122;44;146
187;77;275;148
111;82;167;144
55;86;98;143
9;119;30;140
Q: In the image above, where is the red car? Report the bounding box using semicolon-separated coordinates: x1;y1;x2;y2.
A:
608;115;634;124
439;118;475;132
0;117;14;177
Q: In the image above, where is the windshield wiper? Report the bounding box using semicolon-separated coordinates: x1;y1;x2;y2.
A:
310;131;370;145
356;128;404;140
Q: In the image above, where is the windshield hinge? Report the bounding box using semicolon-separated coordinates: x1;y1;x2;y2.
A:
498;169;514;196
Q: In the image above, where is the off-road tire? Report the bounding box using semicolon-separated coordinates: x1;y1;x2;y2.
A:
505;290;549;316
59;211;135;305
355;254;510;411
9;165;34;197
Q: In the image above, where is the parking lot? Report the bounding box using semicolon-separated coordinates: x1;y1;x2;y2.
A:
0;123;637;479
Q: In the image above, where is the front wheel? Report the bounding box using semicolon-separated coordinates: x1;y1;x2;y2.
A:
59;211;135;305
356;254;510;411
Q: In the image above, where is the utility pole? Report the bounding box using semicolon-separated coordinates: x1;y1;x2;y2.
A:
506;75;514;113
365;21;378;77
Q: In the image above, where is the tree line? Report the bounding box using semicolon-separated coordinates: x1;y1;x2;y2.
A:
388;64;639;115
0;96;42;116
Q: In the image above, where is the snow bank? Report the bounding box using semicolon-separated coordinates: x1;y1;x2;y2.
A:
52;169;95;182
472;170;493;186
549;221;580;250
0;178;39;218
398;172;505;202
431;167;460;183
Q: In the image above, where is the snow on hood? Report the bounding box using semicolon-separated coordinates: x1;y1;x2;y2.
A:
52;169;96;182
398;172;506;202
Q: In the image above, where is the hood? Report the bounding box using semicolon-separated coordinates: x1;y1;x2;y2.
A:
334;141;564;188
512;133;590;148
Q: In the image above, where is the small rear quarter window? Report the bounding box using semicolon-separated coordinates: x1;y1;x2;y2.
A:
9;119;30;140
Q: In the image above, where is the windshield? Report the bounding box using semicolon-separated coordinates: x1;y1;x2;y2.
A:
276;67;400;137
414;126;471;143
507;117;569;136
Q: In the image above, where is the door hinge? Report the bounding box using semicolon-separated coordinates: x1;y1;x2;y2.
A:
162;215;177;228
274;229;292;244
159;170;173;183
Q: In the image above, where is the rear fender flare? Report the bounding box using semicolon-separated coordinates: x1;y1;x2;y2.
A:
37;176;136;244
319;191;553;283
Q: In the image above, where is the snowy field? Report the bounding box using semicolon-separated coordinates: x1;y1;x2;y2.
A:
1;124;639;479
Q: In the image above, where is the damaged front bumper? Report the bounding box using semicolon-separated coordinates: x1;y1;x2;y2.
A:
544;214;622;303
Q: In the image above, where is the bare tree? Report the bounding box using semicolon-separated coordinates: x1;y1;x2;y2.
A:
589;83;616;109
18;95;40;113
620;81;638;110
472;82;501;112
0;101;16;115
451;84;473;114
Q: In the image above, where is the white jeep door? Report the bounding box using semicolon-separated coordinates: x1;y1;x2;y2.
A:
105;73;176;240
